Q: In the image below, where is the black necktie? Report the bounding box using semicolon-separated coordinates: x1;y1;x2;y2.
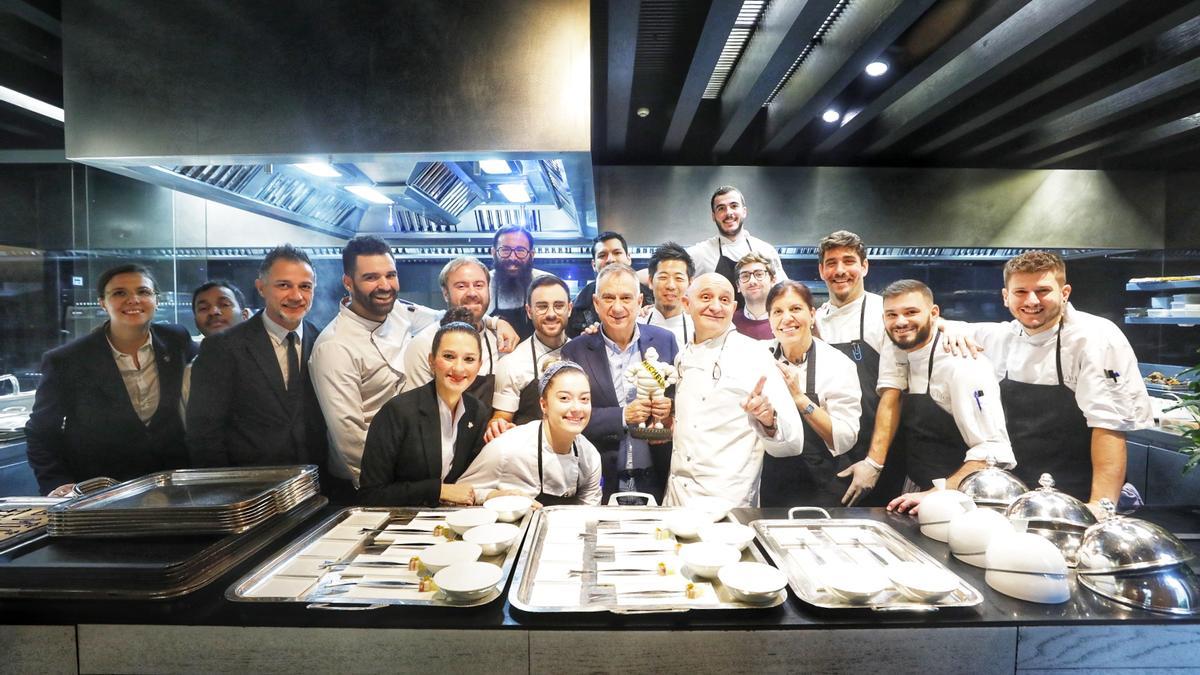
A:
286;331;300;396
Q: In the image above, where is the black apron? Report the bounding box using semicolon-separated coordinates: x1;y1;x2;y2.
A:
642;311;690;349
465;334;497;407
535;422;582;506
760;342;850;507
492;305;533;342
900;332;971;490
825;299;906;506
715;237;756;309
1000;324;1093;501
514;338;549;425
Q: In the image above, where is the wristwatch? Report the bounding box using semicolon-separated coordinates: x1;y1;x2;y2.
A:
800;401;817;416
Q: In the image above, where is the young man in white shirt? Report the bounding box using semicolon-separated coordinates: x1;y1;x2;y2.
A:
489;275;572;428
685;186;787;294
639;242;695;352
874;280;1015;514
666;273;804;507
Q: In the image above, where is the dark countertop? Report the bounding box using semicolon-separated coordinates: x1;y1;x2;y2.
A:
1;505;1198;631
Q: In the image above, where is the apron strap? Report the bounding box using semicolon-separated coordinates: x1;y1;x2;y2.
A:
858;298;867;342
925;331;941;393
1054;322;1065;386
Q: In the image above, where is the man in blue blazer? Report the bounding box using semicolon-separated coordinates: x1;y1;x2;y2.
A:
562;264;677;502
187;245;327;469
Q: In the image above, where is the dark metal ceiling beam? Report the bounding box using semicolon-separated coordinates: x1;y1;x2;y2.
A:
962;13;1200;159
0;12;60;73
0;0;61;38
914;0;1200;158
1032;111;1200;168
860;0;1129;157
810;0;1031;157
661;0;742;154
1006;55;1200;161
760;0;935;157
712;0;842;156
605;0;641;155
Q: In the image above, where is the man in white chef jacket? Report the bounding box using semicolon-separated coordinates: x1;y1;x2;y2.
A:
944;251;1152;510
666;273;804;507
685;186;787;292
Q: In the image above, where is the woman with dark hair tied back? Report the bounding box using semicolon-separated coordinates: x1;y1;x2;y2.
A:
761;280;865;507
25;264;198;496
457;360;602;506
358;308;492;506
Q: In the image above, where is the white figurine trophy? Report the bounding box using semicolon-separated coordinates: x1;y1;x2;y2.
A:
624;347;678;441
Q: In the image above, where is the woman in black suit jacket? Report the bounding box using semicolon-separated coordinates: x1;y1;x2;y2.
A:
358;313;491;506
25;264;198;496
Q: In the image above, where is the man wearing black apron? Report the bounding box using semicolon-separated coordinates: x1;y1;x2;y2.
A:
684;186;787;308
813;231;907;506
874;280;1016;514
491;276;571;428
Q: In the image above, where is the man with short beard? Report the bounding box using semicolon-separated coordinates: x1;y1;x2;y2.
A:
872;280;1014;515
489;275;572;428
684;186;787;297
489;225;549;341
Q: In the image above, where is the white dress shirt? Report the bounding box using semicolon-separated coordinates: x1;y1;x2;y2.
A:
106;332;159;424
880;337;1016;467
815;291;907;392
437;395;466;481
686;232;788;281
491;334;563;414
401;321;502;393
771;337;863;456
667;328;805;507
640;307;692;353
261;312;303;389
309;300;414;484
964;304;1153;432
457;421;602;505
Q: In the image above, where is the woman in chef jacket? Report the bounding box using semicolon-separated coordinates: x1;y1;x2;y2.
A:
762;281;864;507
358;309;492;507
456;360;603;506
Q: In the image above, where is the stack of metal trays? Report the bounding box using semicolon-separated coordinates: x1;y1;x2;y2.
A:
46;466;319;537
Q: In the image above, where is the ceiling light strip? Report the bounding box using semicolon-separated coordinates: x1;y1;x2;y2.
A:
763;0;851;107
701;0;768;99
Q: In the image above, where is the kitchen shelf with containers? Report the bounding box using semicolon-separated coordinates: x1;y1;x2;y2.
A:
1126;276;1200;325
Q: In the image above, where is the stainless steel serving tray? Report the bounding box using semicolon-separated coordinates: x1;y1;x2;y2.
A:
752;507;983;612
509;505;787;614
0;497;66;553
226;507;531;609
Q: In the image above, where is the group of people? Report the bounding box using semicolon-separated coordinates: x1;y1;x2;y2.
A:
24;185;1153;517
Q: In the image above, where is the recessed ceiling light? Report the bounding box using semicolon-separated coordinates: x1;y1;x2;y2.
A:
293;162;341;178
0;85;64;122
822;109;841;123
636;107;650;118
865;61;889;77
479;160;513;175
498;183;532;203
345;185;393;204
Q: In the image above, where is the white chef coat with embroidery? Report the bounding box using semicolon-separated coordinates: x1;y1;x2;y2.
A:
667;328;805;507
401;320;502;393
880;336;1016;467
492;335;563;414
309;300;413;485
770;337;863;456
814;291;908;392
457;421;602;505
686;232;788;281
964;304;1153;432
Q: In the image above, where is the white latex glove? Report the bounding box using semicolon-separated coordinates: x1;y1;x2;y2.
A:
837;460;881;506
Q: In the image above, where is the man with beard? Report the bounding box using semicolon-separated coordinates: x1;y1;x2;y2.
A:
570;231;654;337
188;245;327;468
308;236;422;497
638;242;694;352
684;186;786;297
873;280;1014;515
489;275;573;428
403;256;505;405
181;280;251;415
666;273;803;507
942;251;1152;509
489;225;549;341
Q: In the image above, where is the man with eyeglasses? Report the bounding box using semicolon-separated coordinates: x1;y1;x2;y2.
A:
487;275;573;434
731;253;776;341
489;225;549;341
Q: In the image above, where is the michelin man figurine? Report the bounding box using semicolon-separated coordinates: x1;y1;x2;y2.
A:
624;347;678;436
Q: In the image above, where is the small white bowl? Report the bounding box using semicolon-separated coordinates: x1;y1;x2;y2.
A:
824;565;889;604
687;496;734;522
418;540;482;573
665;510;709;539
462;522;520;556
484;495;534;523
887;563;960;603
680;541;741;579
718;562;787;604
434;561;502;602
445;508;498;535
697;522;756;551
